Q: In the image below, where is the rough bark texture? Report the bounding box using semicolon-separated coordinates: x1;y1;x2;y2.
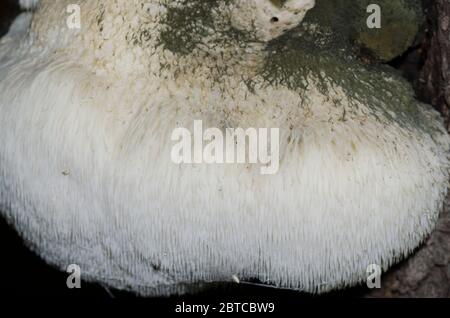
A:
419;0;450;130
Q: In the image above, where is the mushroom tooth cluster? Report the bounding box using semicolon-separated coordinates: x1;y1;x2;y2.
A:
0;0;449;297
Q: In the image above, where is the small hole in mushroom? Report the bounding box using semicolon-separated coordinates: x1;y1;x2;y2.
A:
270;17;279;23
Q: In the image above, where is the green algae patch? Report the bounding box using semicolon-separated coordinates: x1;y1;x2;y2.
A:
260;0;432;134
157;0;434;134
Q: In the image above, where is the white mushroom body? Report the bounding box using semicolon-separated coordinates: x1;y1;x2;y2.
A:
19;0;40;10
0;0;449;295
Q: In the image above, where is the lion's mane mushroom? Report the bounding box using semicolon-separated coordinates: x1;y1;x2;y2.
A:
0;0;449;296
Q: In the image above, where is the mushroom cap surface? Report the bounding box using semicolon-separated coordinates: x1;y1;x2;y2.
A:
0;0;449;295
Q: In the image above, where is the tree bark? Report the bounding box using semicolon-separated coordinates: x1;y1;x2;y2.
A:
419;0;450;130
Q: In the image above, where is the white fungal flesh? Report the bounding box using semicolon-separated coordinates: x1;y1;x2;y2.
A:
19;0;40;10
0;0;449;296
